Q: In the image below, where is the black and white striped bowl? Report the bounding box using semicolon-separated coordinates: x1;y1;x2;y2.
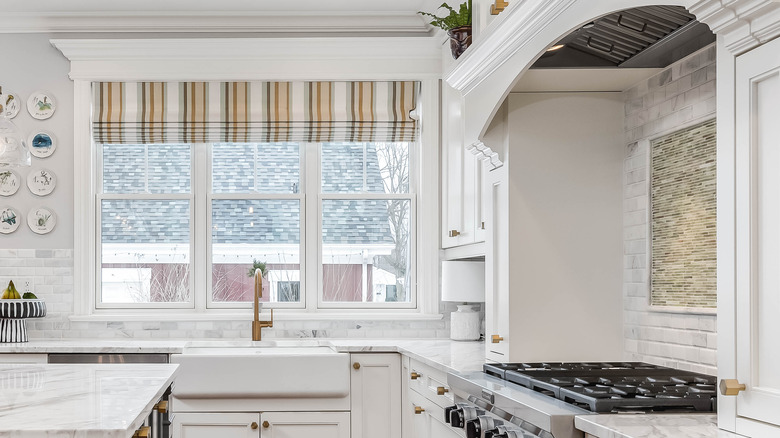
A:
0;299;46;319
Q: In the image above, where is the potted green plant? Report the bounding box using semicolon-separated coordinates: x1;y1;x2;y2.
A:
418;0;473;59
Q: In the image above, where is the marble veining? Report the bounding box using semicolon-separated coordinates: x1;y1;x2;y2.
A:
0;338;487;374
575;414;744;438
0;363;178;438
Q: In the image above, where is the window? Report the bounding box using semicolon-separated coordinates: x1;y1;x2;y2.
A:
97;141;415;310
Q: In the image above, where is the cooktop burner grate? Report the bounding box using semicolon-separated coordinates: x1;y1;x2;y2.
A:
483;362;717;413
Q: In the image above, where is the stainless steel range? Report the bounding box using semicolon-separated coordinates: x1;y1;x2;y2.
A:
446;362;718;438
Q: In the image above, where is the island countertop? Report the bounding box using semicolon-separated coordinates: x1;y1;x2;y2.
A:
575;414;745;438
0;363;178;438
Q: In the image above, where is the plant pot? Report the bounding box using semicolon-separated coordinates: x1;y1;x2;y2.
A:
448;25;472;60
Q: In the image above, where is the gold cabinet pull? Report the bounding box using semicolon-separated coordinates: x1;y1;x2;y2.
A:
481;221;485;230
720;379;746;396
353;362;361;370
154;400;168;414
133;427;150;438
414;406;425;414
251;422;259;430
491;335;504;343
437;386;449;395
410;372;422;380
263;421;270;428
491;0;509;15
449;230;461;237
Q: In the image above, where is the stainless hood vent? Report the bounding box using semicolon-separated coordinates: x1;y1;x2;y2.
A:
532;5;714;69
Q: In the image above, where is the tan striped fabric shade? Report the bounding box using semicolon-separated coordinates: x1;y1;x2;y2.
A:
92;81;420;144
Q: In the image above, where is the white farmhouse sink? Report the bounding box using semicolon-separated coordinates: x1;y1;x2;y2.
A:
170;344;350;399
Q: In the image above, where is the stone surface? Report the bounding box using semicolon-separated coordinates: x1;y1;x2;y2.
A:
0;363;177;438
575;414;742;438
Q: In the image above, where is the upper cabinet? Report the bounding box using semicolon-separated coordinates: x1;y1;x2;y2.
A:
440;42;487;250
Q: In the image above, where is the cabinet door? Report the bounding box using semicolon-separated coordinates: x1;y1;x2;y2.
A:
350;353;401;438
441;81;469;248
259;412;349;438
733;35;780;434
484;165;510;361
172;413;260;438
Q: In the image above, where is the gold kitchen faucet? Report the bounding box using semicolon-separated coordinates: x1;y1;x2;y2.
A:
252;271;273;341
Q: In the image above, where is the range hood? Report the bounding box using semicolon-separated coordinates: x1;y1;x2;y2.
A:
532;5;714;69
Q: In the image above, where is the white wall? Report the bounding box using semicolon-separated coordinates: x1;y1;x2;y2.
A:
622;44;717;375
504;92;624;361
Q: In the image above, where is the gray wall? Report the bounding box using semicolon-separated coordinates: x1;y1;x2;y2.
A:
0;33;74;250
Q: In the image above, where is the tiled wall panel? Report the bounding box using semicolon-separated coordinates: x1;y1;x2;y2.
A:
623;44;717;375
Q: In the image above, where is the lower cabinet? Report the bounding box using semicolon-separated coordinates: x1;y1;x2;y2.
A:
171;412;350;438
350;353;401;438
408;389;464;438
403;356;463;438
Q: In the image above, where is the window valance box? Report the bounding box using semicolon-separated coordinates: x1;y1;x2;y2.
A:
92;81;420;144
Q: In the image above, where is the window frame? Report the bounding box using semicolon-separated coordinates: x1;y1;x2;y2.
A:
95;143;196;309
95;141;417;311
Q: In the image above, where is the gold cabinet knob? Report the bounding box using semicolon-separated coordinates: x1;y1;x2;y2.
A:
449;230;461;237
437;386;449;395
154;400;168;414
491;335;504;343
250;422;259;430
720;379;747;396
263;421;270;428
353;362;361;370
410;372;422;380
414;406;425;414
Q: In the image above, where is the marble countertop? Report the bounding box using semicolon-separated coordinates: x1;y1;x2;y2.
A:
575;414;745;438
0;338;487;374
0;363;178;438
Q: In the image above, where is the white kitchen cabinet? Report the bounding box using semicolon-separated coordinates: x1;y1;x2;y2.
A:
259;412;350;438
441;41;486;250
483;165;510;361
720;35;780;436
350;353;401;438
172;413;260;438
403;357;463;438
172;412;349;438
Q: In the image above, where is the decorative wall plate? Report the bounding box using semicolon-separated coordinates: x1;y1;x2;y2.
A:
28;131;56;158
0;170;20;196
27;207;56;235
26;169;56;196
0;206;20;234
26;91;55;120
0;90;22;119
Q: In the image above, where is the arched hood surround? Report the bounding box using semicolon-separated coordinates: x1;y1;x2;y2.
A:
445;0;780;154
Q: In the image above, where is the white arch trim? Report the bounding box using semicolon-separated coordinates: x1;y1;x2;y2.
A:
445;0;780;148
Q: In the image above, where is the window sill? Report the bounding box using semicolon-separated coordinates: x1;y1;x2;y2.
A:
69;311;444;322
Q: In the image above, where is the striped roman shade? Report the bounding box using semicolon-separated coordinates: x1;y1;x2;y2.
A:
92;81;420;144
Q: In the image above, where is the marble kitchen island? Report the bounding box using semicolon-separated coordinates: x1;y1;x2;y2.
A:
0;363;178;438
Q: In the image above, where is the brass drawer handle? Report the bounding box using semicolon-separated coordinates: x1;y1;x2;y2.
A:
353;362;361;370
437;386;449;395
251;422;258;430
720;379;746;396
410;372;422;380
414;406;425;414
491;335;504;343
449;230;461;237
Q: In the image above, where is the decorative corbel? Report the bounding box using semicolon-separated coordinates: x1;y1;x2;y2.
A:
466;141;503;170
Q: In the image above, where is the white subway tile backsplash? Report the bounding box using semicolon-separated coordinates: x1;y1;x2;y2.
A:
623;44;717;374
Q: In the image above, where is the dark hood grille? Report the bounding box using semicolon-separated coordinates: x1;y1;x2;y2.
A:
533;5;714;68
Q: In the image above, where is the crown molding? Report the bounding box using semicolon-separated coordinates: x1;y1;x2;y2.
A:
51;37;442;81
467;141;503;170
1;12;433;35
690;0;780;55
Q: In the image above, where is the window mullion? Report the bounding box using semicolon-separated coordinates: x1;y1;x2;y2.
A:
305;142;320;312
193;143;208;312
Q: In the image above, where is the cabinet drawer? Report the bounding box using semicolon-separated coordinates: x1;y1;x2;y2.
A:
407;359;454;409
408;388;465;438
